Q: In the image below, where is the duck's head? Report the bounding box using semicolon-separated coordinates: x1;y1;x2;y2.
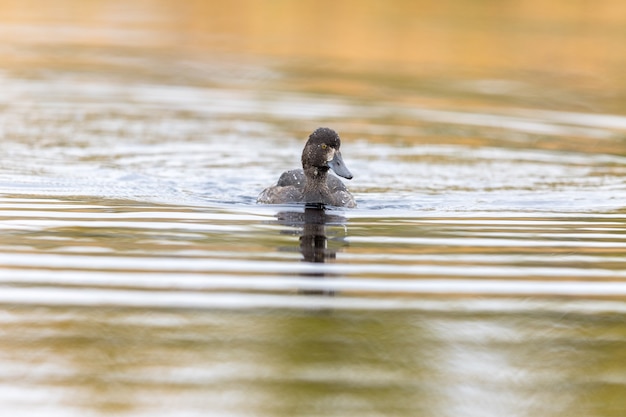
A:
301;127;353;179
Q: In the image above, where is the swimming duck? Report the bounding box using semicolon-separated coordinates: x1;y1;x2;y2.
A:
257;127;356;208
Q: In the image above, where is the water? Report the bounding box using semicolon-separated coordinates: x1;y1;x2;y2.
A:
2;1;626;416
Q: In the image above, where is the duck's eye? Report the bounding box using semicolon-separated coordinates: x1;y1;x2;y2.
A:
321;144;327;149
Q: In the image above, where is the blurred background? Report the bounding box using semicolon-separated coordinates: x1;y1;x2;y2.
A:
2;0;625;204
2;0;625;110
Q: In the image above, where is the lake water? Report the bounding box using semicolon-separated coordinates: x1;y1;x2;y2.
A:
1;1;626;416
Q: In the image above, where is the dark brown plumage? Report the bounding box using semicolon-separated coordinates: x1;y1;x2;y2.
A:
257;128;356;208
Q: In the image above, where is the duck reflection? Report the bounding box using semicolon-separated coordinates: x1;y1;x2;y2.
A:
275;205;349;295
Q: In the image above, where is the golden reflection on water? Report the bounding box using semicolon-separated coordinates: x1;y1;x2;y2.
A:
1;196;626;416
3;305;625;417
1;0;625;83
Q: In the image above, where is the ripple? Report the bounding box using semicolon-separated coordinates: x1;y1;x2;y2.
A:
2;286;626;312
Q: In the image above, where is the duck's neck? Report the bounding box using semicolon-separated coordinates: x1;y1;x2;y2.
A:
302;166;331;203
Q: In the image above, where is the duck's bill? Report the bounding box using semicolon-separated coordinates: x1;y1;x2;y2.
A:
328;150;353;179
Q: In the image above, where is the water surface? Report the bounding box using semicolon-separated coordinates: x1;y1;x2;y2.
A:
1;1;626;416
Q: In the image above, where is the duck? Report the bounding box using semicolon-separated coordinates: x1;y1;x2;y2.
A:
257;127;356;208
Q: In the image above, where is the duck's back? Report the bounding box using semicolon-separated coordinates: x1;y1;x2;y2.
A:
277;169;305;187
257;169;355;207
